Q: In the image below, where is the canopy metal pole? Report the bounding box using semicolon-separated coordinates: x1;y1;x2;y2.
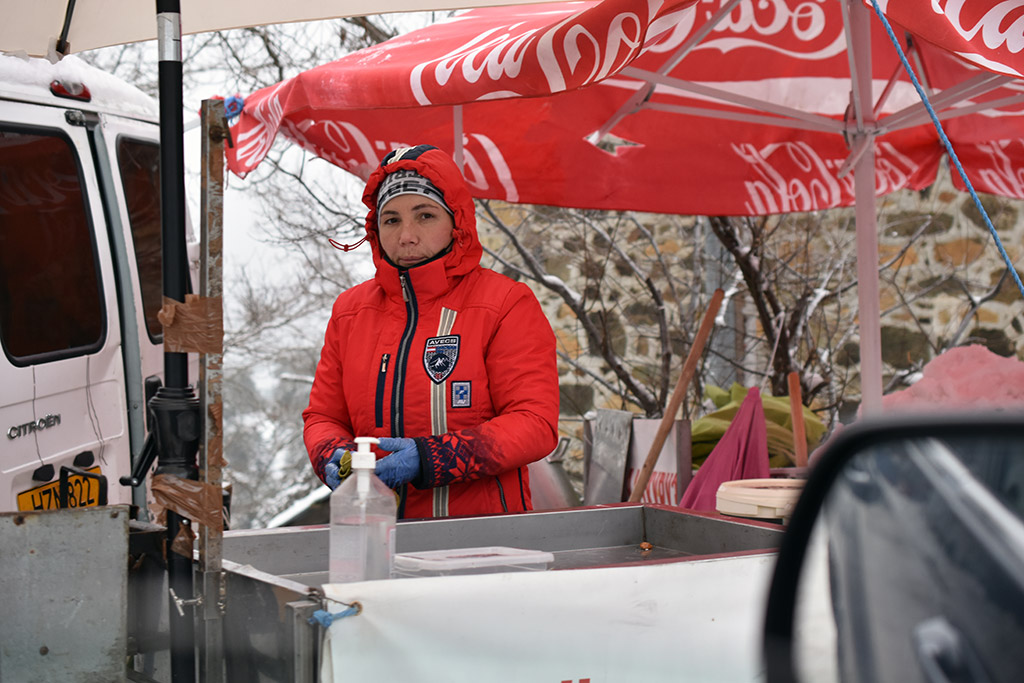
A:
154;2;199;682
157;0;189;388
848;0;884;416
453;104;464;173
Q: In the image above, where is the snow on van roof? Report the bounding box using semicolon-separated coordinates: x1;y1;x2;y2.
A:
0;53;157;120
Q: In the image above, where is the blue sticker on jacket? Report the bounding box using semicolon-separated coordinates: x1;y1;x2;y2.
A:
423;335;460;384
452;381;471;408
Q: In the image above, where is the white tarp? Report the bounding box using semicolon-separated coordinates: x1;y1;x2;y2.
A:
1;0;575;58
321;552;776;682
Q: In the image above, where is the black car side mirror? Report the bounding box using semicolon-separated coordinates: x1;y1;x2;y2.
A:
763;412;1024;683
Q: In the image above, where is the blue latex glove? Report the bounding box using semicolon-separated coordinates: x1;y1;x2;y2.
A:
375;437;421;489
323;448;351;490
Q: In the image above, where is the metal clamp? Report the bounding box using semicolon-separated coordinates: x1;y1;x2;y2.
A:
168;588;204;617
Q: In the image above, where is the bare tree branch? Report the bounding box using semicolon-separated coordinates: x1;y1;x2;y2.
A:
478;200;662;415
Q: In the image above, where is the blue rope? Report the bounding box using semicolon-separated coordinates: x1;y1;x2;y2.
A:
308;606;359;628
869;0;1024;300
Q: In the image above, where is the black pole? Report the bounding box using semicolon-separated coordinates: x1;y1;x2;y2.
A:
155;2;199;682
157;0;188;390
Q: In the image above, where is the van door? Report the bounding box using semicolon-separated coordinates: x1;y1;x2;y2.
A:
0;103;133;511
93;115;177;508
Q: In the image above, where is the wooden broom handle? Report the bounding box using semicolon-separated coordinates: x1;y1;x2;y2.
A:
628;288;724;503
788;371;808;468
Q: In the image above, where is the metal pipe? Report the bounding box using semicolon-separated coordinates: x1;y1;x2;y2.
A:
623;68;845;134
56;0;77;55
643;100;842;134
848;0;883;415
589;0;742;145
166;511;198;682
453;104;464;173
155;2;198;682
157;0;188;390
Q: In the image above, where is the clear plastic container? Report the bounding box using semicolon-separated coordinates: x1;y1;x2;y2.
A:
329;437;397;583
393;546;555;578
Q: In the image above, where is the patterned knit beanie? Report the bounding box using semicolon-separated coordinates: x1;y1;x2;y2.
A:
376;169;453;216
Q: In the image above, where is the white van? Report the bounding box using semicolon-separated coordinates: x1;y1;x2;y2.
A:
0;53;197;513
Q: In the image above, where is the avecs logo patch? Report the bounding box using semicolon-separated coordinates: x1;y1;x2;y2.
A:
423;335;460;383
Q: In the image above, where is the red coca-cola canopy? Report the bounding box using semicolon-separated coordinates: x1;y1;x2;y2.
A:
227;0;1024;216
225;0;1024;414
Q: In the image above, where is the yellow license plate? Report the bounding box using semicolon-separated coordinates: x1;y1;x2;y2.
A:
17;467;103;511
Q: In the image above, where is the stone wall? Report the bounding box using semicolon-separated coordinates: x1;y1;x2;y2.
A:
476;167;1024;490
817;170;1023;423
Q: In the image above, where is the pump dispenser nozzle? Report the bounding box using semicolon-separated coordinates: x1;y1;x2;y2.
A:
352;437;379;470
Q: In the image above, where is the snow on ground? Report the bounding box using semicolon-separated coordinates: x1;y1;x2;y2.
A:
266;485;330;528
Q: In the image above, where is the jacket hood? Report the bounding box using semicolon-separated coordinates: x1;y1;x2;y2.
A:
362;145;482;291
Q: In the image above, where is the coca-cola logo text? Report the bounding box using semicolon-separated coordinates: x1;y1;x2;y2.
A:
409;6;653;105
649;0;845;60
733;139;921;213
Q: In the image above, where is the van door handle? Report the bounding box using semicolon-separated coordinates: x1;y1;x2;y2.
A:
913;617;992;683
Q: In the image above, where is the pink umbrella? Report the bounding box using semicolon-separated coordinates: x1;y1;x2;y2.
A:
226;0;1024;414
678;387;769;512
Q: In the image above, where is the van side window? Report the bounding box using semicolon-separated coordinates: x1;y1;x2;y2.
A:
116;139;163;342
0;127;105;363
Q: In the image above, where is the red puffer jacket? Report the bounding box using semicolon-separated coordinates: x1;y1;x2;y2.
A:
303;145;559;519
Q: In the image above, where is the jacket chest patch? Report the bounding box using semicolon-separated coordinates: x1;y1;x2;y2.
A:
423;335;460;383
451;381;471;408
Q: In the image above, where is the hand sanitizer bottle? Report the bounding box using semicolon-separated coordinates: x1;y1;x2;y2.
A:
329;437;397;583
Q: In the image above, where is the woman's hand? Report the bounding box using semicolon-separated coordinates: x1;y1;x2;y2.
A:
375;437;422;488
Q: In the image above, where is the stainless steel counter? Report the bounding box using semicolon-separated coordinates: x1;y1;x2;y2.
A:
210;504;784;683
221;503;783;584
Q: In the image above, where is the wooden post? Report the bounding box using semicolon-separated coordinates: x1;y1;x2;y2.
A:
787;372;808;468
198;98;228;683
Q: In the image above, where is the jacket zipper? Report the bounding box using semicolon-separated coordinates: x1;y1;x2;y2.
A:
391;272;417;437
374;354;390;429
495;478;509;513
517;468;527;510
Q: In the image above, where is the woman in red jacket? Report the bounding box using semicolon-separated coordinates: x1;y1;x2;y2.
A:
302;144;560;519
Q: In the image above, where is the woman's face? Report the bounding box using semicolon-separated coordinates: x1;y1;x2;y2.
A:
377;194;454;268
